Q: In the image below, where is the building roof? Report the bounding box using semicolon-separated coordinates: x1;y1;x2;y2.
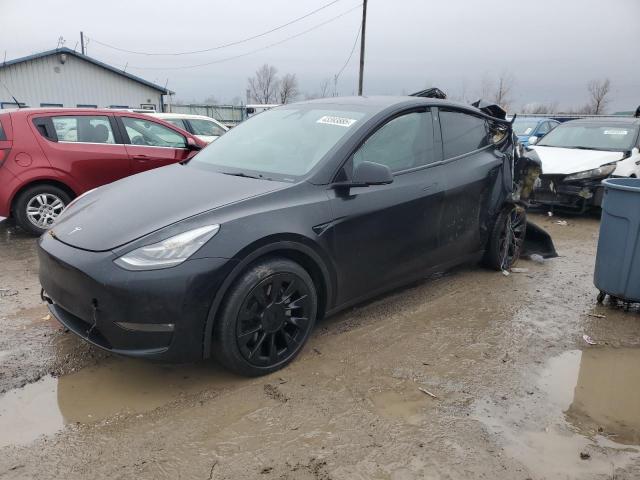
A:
0;47;172;94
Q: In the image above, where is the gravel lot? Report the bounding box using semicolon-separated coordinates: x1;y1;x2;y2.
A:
0;213;639;479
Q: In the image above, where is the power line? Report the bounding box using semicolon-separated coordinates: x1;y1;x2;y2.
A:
334;24;361;83
117;4;363;71
88;0;342;56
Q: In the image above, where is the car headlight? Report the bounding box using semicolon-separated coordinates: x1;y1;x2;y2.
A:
114;224;220;271
564;164;616;182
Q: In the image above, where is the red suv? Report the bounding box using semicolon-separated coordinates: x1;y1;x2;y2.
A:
0;108;206;235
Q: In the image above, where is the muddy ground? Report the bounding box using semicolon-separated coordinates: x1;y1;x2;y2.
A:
0;213;639;479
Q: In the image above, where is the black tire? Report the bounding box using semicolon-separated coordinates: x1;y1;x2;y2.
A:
14;184;72;236
484;204;527;271
213;257;318;376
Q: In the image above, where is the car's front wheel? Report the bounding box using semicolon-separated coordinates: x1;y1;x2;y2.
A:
213;257;318;376
484;204;527;271
14;184;71;236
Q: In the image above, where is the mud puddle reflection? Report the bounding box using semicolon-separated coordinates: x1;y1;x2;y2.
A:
476;348;640;478
0;358;239;448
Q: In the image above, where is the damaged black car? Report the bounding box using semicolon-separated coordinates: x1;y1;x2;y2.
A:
39;96;552;376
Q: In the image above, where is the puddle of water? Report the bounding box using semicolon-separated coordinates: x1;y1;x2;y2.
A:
370;389;431;425
0;358;241;448
475;348;640;478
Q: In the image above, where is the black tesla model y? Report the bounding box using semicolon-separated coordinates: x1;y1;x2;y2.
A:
39;96;543;376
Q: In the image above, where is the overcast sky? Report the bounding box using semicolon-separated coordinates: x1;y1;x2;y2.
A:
3;0;639;111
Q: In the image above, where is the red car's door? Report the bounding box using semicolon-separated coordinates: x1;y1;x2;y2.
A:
32;113;131;191
117;116;194;174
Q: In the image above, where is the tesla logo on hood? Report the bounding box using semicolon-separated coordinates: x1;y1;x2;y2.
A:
68;226;83;235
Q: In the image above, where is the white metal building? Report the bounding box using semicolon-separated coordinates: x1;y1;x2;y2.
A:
0;48;171;111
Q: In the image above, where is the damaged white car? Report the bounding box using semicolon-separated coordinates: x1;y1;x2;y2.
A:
529;117;640;212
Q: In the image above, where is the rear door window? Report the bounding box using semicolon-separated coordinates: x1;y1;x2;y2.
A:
189;119;226;137
51;116;116;144
121;117;186;148
439;110;489;159
164;118;187;130
0;119;6;140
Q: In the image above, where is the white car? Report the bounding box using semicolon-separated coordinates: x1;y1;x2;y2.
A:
147;113;228;143
529;117;640;212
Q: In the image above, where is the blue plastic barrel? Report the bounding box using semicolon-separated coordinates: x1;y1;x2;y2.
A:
594;178;640;303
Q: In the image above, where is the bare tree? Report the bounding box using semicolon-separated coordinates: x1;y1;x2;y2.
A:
586;78;612;114
318;78;331;98
479;72;515;111
521;102;558;114
279;73;299;104
247;64;279;104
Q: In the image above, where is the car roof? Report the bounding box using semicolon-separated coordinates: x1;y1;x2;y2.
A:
513;116;556;122
562;117;640;127
149;112;215;121
285;95;489;116
1;107;158;118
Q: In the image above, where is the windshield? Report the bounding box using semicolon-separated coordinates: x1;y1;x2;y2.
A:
513;120;540;136
188;107;368;180
537;123;639;151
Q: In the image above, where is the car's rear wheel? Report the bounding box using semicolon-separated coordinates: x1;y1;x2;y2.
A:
213;257;318;376
484;204;527;271
14;184;71;236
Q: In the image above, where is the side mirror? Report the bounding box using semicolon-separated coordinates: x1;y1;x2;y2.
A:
334;161;394;189
528;136;539;146
187;137;202;151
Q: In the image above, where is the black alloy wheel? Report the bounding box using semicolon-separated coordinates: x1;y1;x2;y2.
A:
213;258;317;376
236;272;312;366
485;205;527;271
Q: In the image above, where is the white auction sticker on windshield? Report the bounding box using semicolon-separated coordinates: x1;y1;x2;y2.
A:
604;129;628;135
317;116;357;127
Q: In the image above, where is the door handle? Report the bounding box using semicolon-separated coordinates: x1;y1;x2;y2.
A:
132;154;151;160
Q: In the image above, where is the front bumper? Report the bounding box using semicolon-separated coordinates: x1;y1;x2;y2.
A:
38;233;237;362
532;175;605;212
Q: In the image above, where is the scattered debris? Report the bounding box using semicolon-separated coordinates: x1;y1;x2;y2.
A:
554;220;568;226
583;334;597;345
260;466;273;474
418;387;438;399
264;383;288;403
547;211;554;217
529;254;545;264
510;267;529;273
0;288;18;297
580;452;591;460
313;348;322;355
586;313;606;319
207;461;218;480
41;314;51;320
278;377;288;384
502;270;510;276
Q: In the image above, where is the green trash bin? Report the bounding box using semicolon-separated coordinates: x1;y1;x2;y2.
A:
594;178;640;303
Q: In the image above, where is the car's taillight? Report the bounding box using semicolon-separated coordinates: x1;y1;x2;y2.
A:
0;149;9;168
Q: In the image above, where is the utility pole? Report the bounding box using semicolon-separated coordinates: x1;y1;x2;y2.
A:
357;0;368;96
80;31;85;55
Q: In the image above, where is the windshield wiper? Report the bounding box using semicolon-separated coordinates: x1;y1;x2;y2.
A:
221;171;273;180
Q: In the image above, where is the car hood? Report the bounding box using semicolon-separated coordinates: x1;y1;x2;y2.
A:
50;164;289;252
530;146;625;175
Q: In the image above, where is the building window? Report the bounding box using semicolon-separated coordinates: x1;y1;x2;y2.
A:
77;104;98;108
108;105;129;109
40;103;63;107
140;103;156;111
1;102;27;109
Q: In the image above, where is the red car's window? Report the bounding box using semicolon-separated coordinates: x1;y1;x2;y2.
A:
121;117;186;148
52;115;116;144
